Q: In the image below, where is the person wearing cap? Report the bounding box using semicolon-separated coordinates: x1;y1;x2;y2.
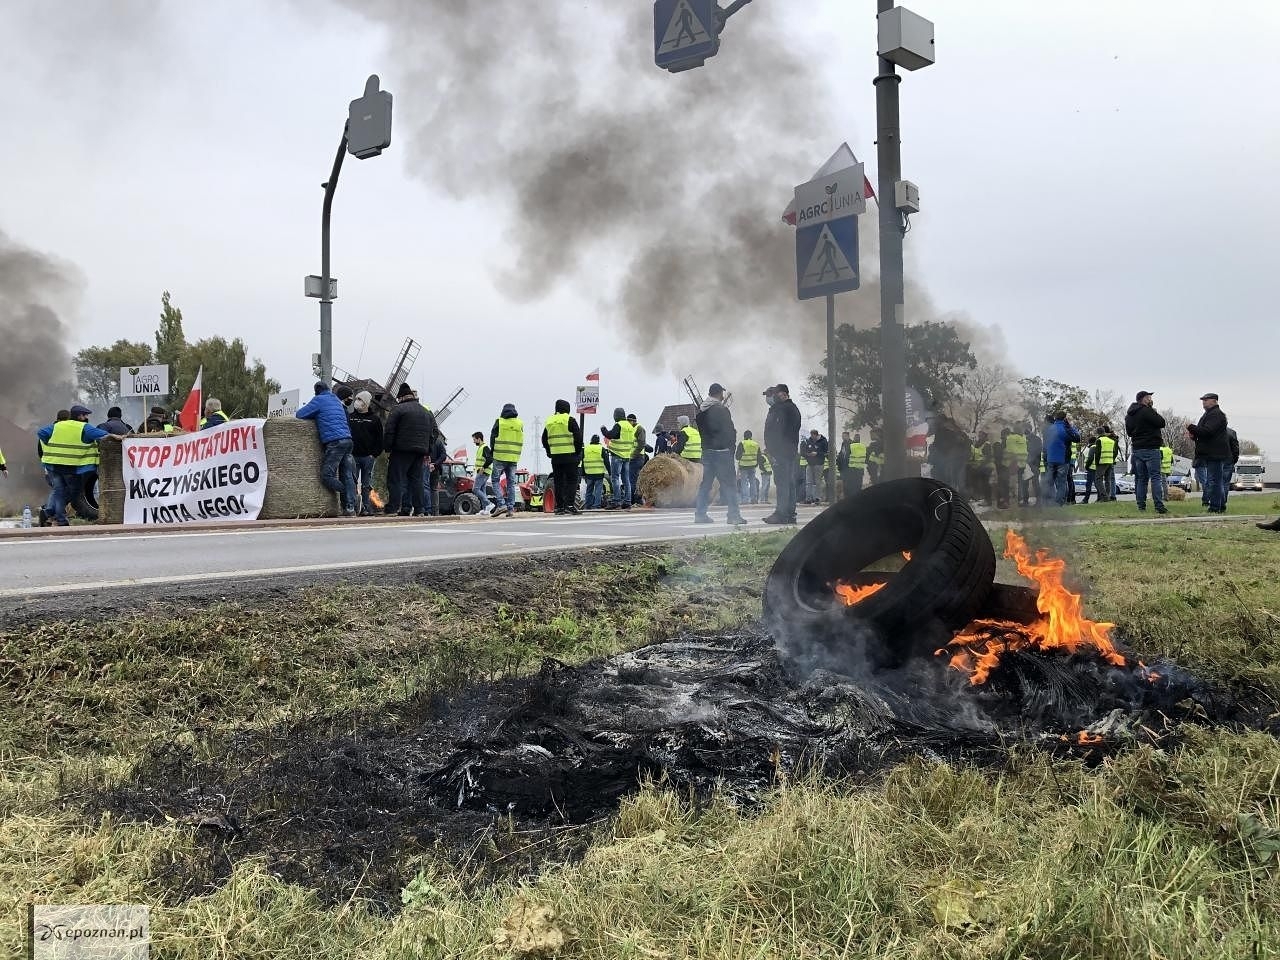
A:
200;398;230;430
145;405;174;434
1187;392;1230;514
800;429;829;504
762;383;801;524
385;383;439;516
97;407;133;436
694;383;746;525
296;381;358;516
348;390;384;516
542;399;584;515
600;407;635;510
35;404;119;525
1124;390;1168;515
652;423;671;456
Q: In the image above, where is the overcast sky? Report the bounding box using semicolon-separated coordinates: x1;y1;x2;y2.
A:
2;1;1277;462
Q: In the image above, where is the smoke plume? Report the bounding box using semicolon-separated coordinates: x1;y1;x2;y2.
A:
342;1;865;395
0;229;80;428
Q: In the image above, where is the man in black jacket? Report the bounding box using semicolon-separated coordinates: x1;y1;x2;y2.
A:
763;383;802;524
383;383;439;516
693;382;746;525
1187;392;1230;513
542;398;584;515
348;390;384;515
1124;390;1168;515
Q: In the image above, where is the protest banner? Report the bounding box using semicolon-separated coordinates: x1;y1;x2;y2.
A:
122;419;269;525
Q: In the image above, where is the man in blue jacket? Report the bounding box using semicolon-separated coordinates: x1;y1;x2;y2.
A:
1041;411;1080;507
296;382;357;516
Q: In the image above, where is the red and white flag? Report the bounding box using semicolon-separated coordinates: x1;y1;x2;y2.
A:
178;366;202;432
585;368;600;382
452;447;467;461
781;142;875;226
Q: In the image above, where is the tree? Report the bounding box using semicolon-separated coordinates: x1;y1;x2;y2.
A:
155;290;187;405
1017;377;1090;426
172;336;280;420
948;362;1017;435
812;320;976;430
1240;438;1261;456
73;339;154;406
1160;409;1195;459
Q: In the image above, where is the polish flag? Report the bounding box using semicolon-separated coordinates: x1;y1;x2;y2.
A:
781;142;876;226
452;448;467;461
585;368;600;381
178;366;202;432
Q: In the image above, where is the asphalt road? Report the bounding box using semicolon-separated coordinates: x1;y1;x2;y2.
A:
0;503;819;601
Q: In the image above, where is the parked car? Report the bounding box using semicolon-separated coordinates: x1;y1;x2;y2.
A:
1115;474;1135;495
1168;472;1194;492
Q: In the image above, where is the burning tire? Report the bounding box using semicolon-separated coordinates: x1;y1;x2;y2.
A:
763;478;996;667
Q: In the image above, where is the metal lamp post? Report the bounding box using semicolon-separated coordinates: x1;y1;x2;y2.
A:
306;74;394;386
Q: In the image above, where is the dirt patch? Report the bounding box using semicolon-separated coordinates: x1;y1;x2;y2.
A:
85;625;1270;913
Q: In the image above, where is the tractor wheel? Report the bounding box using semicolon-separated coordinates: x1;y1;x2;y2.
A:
762;478;995;669
453;492;482;516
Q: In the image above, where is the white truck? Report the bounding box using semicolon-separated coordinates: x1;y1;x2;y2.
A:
1233;453;1266;491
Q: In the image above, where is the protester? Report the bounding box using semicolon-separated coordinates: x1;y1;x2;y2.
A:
543;399;584;515
347;390;383;516
582;433;607;509
472;430;495;516
144;405;173;434
295;382;358;516
653;425;671;456
1187;392;1230;514
758;448;772;503
1124;390;1167;515
762;384;801;524
200;398;230;430
35;404;119;525
385;383;439;516
693;383;746;525
96;407;133;436
800;429;828;504
736;429;761;504
672;415;701;464
627;413;649;504
600;407;635;510
1042;411;1080;506
489;402;523;517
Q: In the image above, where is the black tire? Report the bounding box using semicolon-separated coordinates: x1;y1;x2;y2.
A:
763;478;995;668
453;492;482;516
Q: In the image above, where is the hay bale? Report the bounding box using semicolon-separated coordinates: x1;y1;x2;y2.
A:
1165;485;1186;501
637;454;703;508
97;440;125;524
261;418;340;519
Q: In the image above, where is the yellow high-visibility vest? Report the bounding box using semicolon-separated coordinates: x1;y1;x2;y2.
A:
1097;435;1117;465
679;425;701;461
1004;432;1028;459
545;413;576;456
583;443;607;476
848;442;867;469
200;411;229;429
610;420;636;460
40;420;96;468
493;417;524;463
738;438;760;467
1160;446;1174;474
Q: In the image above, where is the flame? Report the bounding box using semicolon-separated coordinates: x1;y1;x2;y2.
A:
834;581;887;605
1060;731;1104;745
902;551;912;561
942;530;1124;684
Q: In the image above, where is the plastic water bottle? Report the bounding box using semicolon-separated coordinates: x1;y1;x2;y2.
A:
21;506;33;529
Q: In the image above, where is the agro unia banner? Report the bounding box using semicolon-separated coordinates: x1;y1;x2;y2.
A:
122;419;268;525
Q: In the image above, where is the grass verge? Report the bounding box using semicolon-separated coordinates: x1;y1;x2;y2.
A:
3;522;1279;959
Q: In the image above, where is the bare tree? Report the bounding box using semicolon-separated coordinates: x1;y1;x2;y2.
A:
1160;409;1195;459
949;363;1017;435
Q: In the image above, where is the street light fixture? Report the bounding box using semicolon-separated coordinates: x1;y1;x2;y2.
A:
306;74;394;386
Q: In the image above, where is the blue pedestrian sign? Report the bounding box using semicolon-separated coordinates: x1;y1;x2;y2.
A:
796;216;859;299
654;0;720;72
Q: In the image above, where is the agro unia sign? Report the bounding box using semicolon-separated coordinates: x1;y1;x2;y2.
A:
122;419;268;525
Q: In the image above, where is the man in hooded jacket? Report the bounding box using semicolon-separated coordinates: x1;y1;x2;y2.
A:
489;403;523;517
694;383;747;525
1125;390;1167;515
347;390;383;515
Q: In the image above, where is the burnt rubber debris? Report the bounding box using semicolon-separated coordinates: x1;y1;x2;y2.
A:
89;481;1276;908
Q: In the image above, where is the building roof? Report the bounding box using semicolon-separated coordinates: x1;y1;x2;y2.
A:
655;403;698;432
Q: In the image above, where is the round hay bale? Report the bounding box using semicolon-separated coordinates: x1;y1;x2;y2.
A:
637;454;702;508
261;418;340;519
1165;484;1186;501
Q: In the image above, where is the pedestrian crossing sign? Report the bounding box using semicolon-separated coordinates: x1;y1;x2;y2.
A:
654;0;720;71
796;215;859;299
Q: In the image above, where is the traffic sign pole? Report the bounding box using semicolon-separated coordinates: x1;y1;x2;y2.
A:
876;0;907;480
826;293;837;503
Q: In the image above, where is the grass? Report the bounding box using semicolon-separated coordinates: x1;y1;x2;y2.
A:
986;492;1280;523
3;523;1279;959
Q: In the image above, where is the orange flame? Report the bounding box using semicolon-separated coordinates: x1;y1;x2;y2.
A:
942;530;1124;684
834;581;886;605
1060;731;1105;745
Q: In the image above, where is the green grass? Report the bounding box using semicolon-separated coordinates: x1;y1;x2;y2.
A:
987;492;1280;523
3;524;1279;959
